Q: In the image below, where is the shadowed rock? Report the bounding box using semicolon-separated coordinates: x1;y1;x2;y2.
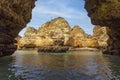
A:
38;46;69;53
85;0;120;27
85;0;120;55
0;0;36;57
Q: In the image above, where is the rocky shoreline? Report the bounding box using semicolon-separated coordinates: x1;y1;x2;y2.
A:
17;46;101;53
38;46;69;53
69;47;100;51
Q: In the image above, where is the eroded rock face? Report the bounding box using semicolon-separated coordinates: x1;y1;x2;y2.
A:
0;0;36;56
19;17;71;48
85;0;120;27
66;25;87;47
20;27;37;48
85;0;120;55
93;25;109;48
104;27;120;55
37;17;71;46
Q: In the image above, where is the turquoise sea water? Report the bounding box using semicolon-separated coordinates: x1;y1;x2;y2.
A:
0;50;120;80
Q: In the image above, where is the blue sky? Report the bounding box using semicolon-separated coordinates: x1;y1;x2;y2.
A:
19;0;94;36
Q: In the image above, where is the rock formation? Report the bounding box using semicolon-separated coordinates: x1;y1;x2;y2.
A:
0;0;36;56
20;27;37;48
19;23;101;49
85;0;120;55
85;0;120;27
38;46;69;53
65;25;99;48
37;17;71;46
0;0;119;56
66;25;87;47
19;17;71;48
81;38;99;48
105;27;120;55
15;35;21;49
93;25;109;49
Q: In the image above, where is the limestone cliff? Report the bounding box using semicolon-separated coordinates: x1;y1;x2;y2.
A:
104;27;120;55
93;25;109;48
81;38;99;48
20;27;37;48
20;24;100;48
0;0;36;56
66;25;86;47
19;17;71;48
85;0;120;27
37;17;71;46
85;0;120;55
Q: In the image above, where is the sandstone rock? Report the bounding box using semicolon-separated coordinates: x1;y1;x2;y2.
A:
85;0;120;55
38;46;69;53
85;0;120;27
38;17;71;40
81;38;99;48
15;35;21;49
19;17;71;48
93;25;109;48
66;25;87;47
19;27;37;48
103;27;120;55
0;0;36;56
34;38;54;47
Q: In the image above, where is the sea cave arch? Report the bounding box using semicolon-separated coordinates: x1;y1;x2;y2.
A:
0;0;120;57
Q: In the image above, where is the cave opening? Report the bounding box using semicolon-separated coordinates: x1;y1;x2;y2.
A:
19;0;94;37
17;0;109;51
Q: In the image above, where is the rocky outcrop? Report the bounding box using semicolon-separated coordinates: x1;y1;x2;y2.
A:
66;25;87;47
0;0;36;56
81;38;99;48
85;0;120;55
20;24;100;49
104;27;120;55
37;17;71;46
85;0;120;27
66;25;98;48
19;27;37;48
19;17;71;48
38;46;69;53
93;25;109;48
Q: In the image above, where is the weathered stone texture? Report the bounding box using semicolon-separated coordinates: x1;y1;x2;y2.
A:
85;0;120;27
0;0;36;56
85;0;120;55
19;17;71;48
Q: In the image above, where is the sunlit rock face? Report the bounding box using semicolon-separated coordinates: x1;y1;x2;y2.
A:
0;0;36;56
15;35;22;49
19;17;71;48
81;38;99;48
37;17;71;46
85;0;120;55
93;25;109;48
66;25;87;47
20;27;37;48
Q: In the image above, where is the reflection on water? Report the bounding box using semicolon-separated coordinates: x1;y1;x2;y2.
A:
0;50;120;80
